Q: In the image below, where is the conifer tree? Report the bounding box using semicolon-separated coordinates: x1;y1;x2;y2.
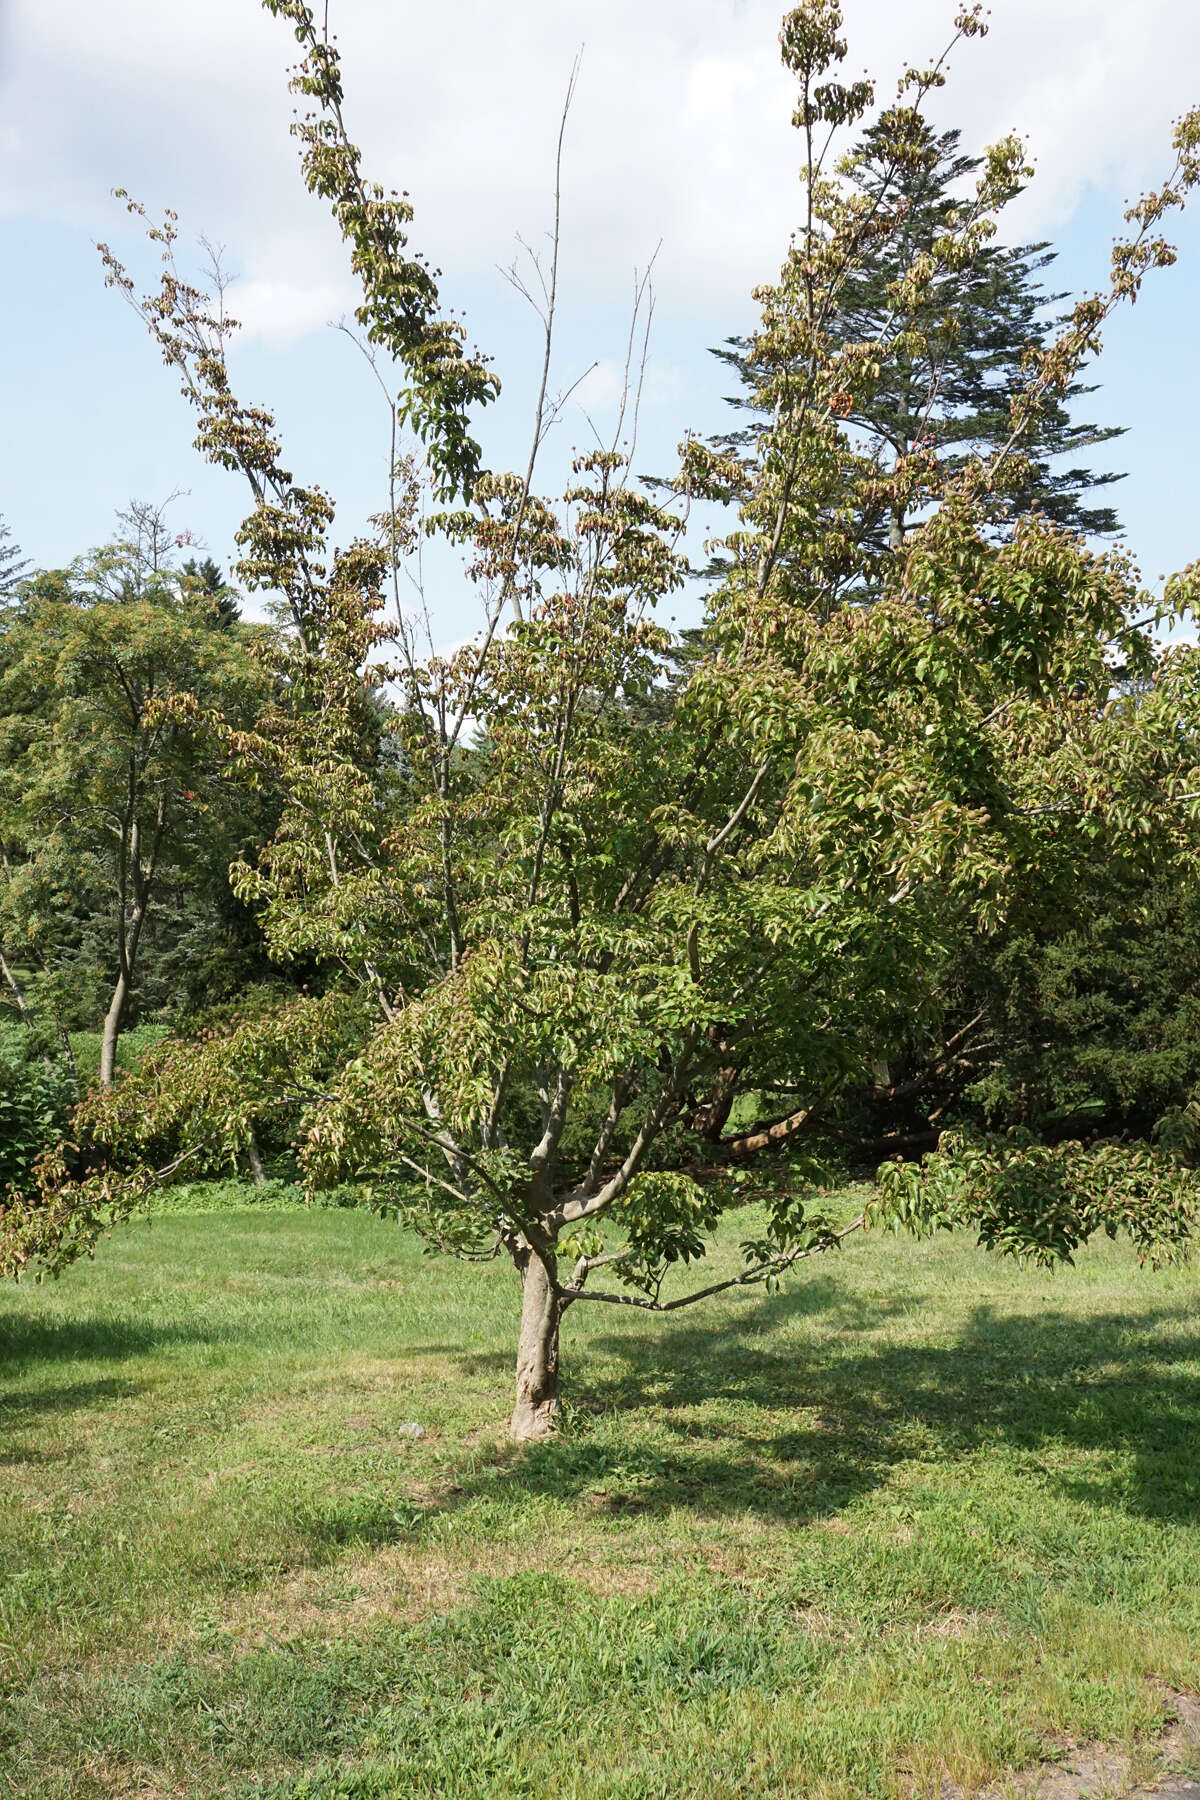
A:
0;517;30;598
181;556;240;628
714;118;1125;553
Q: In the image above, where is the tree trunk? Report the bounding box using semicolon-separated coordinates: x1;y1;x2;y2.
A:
692;1065;739;1142
0;947;36;1029
98;972;129;1087
510;1250;564;1442
247;1132;267;1187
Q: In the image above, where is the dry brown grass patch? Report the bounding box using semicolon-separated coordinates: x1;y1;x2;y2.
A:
217;1528;664;1650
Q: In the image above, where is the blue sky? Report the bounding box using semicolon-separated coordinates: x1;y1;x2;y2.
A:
3;0;1199;641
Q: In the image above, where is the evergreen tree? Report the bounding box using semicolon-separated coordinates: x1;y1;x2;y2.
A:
713;119;1124;552
0;517;30;598
180;555;240;628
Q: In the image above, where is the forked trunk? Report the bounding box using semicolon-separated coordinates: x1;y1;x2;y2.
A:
510;1250;564;1442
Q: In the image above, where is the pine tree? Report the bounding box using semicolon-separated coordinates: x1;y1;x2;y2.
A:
0;517;30;598
714;119;1124;551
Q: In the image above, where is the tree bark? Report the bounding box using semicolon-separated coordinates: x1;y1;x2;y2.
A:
98;971;129;1087
510;1249;564;1442
247;1132;267;1188
0;947;36;1029
723;1099;822;1160
101;798;159;1089
692;1064;739;1142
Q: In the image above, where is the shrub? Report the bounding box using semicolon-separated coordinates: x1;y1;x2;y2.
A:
0;1024;77;1199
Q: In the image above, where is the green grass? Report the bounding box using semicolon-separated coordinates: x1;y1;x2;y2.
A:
2;1197;1199;1799
67;1022;168;1082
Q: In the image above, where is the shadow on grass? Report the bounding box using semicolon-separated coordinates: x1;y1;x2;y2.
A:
0;1310;235;1372
0;1375;149;1429
404;1344;513;1378
413;1293;1200;1535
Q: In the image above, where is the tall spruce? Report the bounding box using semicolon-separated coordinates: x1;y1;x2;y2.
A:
713;118;1125;554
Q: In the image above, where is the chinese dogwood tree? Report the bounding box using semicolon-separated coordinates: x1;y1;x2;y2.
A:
6;0;1200;1440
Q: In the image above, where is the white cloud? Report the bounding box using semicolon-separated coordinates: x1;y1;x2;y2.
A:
4;0;1199;346
572;358;627;419
230;273;359;345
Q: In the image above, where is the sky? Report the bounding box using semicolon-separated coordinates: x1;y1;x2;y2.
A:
2;0;1200;640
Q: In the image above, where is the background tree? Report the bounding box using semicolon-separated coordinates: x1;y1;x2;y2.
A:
181;555;240;628
7;0;1200;1450
925;862;1200;1141
0;536;271;1084
712;115;1125;563
0;517;29;598
0;1021;76;1206
771;848;1200;1166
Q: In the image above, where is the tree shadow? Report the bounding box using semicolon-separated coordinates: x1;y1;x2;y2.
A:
403;1344;512;1378
422;1290;1200;1534
0;1313;245;1438
0;1310;235;1371
0;1374;150;1427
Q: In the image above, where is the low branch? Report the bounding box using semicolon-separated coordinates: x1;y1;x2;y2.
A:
569;1244;635;1287
560;1214;865;1311
720;1084;841;1160
551;1024;702;1227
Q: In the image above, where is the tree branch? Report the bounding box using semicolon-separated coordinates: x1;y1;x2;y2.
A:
561;1214;865;1310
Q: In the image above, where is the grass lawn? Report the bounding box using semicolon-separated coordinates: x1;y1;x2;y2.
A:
2;1193;1199;1799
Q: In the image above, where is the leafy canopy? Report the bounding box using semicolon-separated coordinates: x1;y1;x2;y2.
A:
6;2;1200;1434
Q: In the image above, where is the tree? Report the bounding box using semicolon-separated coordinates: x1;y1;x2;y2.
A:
940;862;1200;1140
777;842;1200;1164
0;537;271;1084
0;517;29;598
7;1;1200;1444
711;116;1125;559
181;555;241;628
